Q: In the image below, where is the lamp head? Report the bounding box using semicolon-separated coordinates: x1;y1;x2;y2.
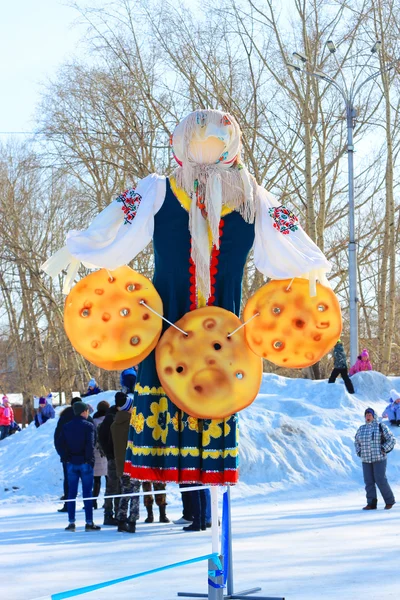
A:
287;61;302;72
313;70;329;81
371;40;382;53
326;40;337;54
292;51;308;63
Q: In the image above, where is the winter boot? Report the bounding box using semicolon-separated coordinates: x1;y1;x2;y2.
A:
58;504;68;513
128;520;136;533
183;522;201;532
396;421;400;427
65;523;76;531
384;501;396;510
118;520;133;533
85;522;101;531
363;499;377;510
159;505;170;523
103;514;118;526
145;506;154;523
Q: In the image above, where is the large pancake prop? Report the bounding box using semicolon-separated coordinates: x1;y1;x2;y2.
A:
243;278;342;368
64;266;163;370
156;306;263;419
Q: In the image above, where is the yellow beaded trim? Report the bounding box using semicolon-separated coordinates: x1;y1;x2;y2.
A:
127;443;238;459
134;384;165;396
169;176;233;217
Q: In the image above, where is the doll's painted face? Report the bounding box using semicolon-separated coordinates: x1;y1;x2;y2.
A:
188;136;225;164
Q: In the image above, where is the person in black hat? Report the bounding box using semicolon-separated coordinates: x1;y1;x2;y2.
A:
54;397;89;513
355;407;396;510
98;398;121;526
111;392;141;533
56;401;101;531
328;340;354;394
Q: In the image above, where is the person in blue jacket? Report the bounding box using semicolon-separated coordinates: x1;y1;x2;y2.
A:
120;366;137;394
382;389;400;426
56;401;101;532
54;397;94;513
82;378;103;397
34;394;56;427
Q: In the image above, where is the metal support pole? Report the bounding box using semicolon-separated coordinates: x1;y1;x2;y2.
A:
211;487;219;554
208;556;224;600
347;103;359;364
226;486;234;596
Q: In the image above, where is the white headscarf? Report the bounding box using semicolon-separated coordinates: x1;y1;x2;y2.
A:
171;109;256;302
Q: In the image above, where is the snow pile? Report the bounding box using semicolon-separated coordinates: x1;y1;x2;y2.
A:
1;373;400;502
239;371;400;493
0;391;116;502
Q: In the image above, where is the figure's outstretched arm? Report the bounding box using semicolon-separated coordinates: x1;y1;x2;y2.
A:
253;185;331;296
41;174;166;293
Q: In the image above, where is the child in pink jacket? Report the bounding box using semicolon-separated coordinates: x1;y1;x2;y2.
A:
0;396;14;440
349;349;372;376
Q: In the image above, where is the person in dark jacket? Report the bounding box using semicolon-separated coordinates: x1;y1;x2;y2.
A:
98;402;120;525
328;340;354;394
111;392;140;533
82;378;103;397
54;397;86;513
120;366;137;394
56;401;101;532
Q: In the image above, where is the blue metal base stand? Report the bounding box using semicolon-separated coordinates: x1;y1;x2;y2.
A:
177;487;285;600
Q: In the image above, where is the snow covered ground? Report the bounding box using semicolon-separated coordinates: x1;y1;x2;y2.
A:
1;371;400;599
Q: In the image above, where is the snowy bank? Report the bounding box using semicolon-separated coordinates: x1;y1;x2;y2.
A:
1;372;399;503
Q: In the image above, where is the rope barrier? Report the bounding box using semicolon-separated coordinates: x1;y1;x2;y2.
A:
59;483;213;504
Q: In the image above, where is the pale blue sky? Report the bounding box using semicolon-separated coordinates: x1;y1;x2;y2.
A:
0;0;88;134
0;0;292;136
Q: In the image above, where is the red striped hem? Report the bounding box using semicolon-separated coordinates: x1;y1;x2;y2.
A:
123;462;238;485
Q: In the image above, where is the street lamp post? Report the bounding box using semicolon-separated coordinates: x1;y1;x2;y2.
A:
346;101;358;367
287;42;396;365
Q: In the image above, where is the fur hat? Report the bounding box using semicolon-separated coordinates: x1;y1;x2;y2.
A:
73;401;89;416
389;389;400;403
361;349;369;358
364;407;375;418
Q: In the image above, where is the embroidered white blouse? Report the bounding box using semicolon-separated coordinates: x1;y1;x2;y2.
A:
42;173;330;295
